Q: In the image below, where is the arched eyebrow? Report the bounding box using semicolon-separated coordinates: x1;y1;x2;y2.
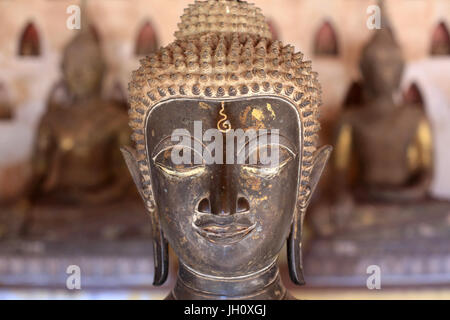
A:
151;134;211;161
236;131;297;158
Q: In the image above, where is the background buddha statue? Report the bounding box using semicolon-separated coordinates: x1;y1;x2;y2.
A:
304;5;448;286
332;16;433;220
122;0;331;300
25;26;131;206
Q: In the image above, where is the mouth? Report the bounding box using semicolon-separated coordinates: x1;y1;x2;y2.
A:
192;212;256;245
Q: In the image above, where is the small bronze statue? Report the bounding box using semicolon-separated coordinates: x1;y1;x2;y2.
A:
122;0;330;299
333;11;432;209
26;25;131;205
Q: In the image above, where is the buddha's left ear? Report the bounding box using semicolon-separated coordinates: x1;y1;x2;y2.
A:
304;145;332;205
288;145;332;285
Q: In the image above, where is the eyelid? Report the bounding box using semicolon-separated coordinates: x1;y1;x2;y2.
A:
242;145;295;179
152;144;207;178
155;162;206;178
152;145;205;164
242;157;292;179
247;143;296;162
245;145;295;168
237;133;297;158
151;134;210;160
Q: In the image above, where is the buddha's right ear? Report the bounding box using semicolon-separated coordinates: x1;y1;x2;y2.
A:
120;146;169;286
120;146;146;201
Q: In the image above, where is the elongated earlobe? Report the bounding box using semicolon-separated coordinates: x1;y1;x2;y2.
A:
120;146;169;285
288;145;332;285
152;228;169;286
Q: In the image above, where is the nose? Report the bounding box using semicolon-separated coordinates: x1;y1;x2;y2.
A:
196;195;250;215
197;198;211;213
236;196;250;212
196;164;250;215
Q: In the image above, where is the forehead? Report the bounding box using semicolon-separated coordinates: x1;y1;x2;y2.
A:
146;96;301;148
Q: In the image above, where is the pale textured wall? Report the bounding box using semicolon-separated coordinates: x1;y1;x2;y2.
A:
402;59;450;199
0;0;449;200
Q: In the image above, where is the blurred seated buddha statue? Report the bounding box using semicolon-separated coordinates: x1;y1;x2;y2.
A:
25;25;131;205
333;18;432;213
304;7;450;287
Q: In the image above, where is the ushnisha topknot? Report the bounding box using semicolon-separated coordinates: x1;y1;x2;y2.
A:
128;0;322;211
175;0;272;40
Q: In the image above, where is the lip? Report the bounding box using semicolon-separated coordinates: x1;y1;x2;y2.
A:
192;211;256;245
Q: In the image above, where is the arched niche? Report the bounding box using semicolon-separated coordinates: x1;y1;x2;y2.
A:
18;22;41;56
135;21;159;56
430;21;450;56
403;82;424;107
314;21;339;56
266;19;279;41
342;81;363;109
0;83;13;120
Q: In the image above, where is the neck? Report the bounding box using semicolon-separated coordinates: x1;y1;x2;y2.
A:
171;260;287;300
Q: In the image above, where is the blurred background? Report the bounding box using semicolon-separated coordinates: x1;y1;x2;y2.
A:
0;0;449;299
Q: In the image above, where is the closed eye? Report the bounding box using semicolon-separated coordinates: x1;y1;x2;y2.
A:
242;144;295;179
153;146;206;178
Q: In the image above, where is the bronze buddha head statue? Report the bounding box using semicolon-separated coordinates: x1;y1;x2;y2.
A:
122;0;331;299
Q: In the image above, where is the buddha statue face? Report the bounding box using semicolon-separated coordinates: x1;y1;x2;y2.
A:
122;0;331;294
146;97;301;276
62;32;105;99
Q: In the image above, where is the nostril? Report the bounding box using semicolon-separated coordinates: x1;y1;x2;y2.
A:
236;197;250;213
197;198;211;213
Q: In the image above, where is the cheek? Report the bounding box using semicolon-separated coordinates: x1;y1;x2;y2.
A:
151;171;207;233
257;186;296;232
151;174;183;234
245;168;299;236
